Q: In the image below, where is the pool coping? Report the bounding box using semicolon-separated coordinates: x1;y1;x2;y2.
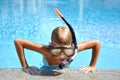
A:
0;68;120;80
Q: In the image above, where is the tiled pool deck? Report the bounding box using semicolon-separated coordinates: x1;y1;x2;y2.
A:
0;68;120;80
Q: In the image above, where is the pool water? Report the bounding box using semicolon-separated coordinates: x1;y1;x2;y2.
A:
0;0;120;69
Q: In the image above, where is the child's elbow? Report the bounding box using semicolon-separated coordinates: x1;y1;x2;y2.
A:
94;40;101;49
14;39;21;45
96;40;101;46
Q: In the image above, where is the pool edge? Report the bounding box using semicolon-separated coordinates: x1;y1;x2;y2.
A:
0;68;120;80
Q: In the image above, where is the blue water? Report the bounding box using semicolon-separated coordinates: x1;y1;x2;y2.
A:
0;0;120;69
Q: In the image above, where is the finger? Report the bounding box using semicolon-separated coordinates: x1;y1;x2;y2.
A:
33;69;41;75
26;68;37;75
80;67;88;72
28;70;35;75
91;69;95;73
84;68;91;73
84;68;95;73
30;67;41;75
33;67;41;74
22;68;27;73
81;68;89;73
80;67;93;73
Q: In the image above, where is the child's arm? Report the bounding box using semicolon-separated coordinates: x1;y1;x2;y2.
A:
77;40;101;73
14;39;47;68
14;39;47;75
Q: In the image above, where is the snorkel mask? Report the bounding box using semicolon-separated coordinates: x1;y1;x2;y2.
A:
54;8;78;69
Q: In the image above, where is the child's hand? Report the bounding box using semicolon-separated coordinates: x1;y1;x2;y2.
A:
80;66;95;73
22;66;41;75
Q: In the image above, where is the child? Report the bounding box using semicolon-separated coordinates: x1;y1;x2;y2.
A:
14;26;100;75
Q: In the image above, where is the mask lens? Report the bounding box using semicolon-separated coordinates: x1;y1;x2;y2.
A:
63;49;74;57
50;48;74;57
50;49;61;57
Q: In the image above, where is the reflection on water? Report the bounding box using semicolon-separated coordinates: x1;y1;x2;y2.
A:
0;0;120;49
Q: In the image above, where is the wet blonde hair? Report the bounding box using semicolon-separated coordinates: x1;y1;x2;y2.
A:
51;26;72;45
